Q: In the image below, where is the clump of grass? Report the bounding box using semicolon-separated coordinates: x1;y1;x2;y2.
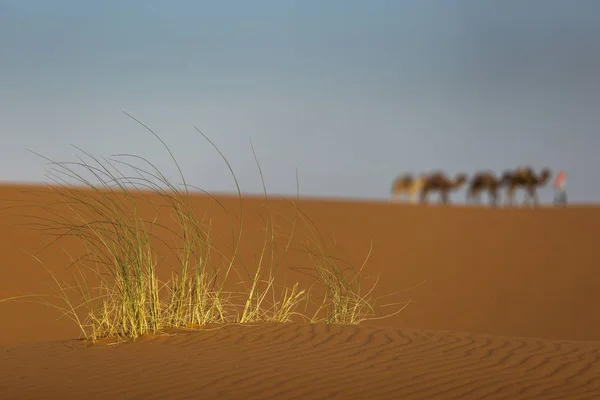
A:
290;181;410;325
3;113;409;342
20;114;308;341
235;142;308;324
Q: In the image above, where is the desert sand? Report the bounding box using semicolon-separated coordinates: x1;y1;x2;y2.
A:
2;183;600;399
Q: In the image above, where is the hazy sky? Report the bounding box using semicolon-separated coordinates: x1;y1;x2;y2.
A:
2;1;599;203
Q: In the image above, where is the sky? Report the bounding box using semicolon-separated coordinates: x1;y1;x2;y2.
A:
2;0;599;203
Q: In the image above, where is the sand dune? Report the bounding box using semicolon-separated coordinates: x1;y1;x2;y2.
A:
2;323;600;400
2;184;600;399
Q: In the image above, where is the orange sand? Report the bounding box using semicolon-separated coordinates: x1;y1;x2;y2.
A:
1;184;600;399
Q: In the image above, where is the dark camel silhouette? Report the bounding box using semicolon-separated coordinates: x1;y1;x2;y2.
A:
466;171;504;206
420;171;468;204
391;174;425;203
501;166;552;206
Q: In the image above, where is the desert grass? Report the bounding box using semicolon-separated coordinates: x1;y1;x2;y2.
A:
292;204;410;325
1;113;409;342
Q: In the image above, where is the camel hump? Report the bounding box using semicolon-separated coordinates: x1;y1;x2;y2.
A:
471;171;495;184
516;166;529;175
414;176;426;188
427;171;447;182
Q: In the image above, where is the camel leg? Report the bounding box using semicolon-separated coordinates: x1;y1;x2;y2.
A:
490;188;497;207
466;190;472;204
441;191;449;204
409;190;418;204
506;186;515;206
420;188;428;204
472;190;481;205
524;185;537;207
393;189;409;203
409;184;420;204
523;185;531;206
467;188;479;204
529;187;539;206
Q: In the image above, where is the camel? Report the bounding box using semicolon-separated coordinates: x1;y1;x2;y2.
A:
466;171;504;206
420;171;468;204
502;166;552;206
391;174;426;203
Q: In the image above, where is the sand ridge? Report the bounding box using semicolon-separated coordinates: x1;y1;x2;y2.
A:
2;323;600;400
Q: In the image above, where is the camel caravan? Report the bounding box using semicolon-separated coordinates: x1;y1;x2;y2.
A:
392;166;554;206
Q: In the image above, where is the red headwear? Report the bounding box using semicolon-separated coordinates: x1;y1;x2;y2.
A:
553;170;566;189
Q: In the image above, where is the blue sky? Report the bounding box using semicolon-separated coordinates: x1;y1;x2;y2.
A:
2;1;599;203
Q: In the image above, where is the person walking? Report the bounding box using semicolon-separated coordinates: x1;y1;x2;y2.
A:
553;170;567;206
